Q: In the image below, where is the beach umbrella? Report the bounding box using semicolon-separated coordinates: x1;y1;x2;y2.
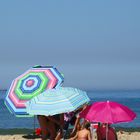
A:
25;87;90;116
5;65;64;117
80;100;136;124
80;101;136;140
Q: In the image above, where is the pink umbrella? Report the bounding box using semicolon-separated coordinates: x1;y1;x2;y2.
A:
80;101;136;140
80;100;136;124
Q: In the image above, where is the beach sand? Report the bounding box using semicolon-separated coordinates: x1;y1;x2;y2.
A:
0;131;140;140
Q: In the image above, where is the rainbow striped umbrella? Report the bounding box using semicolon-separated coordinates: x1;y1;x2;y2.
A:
25;87;90;116
5;66;64;117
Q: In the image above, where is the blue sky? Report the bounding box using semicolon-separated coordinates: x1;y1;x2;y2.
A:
0;0;140;90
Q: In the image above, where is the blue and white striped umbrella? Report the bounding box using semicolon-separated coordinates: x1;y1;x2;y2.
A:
25;87;90;116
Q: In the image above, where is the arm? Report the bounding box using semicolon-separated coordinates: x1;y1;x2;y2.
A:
70;132;78;140
89;130;92;140
72;115;80;133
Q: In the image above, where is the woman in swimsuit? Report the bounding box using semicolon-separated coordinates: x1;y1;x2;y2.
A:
70;122;92;140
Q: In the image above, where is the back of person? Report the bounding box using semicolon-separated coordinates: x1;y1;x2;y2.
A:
77;129;90;140
108;127;117;140
97;125;106;140
97;124;117;140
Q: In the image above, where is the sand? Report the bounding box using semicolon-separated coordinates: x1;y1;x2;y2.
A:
0;131;140;140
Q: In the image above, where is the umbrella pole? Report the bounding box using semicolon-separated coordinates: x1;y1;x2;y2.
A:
106;124;108;140
33;116;36;135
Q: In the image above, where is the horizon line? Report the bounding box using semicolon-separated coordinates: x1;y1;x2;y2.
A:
0;89;140;92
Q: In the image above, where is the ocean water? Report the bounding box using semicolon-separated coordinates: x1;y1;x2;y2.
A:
0;90;140;129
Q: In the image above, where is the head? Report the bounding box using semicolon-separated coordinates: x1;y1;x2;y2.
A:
101;123;110;128
83;122;90;130
98;122;101;127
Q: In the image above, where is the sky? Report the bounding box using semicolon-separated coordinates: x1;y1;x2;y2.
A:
0;0;140;90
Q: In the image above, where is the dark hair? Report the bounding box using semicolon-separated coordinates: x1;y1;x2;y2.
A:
84;122;90;129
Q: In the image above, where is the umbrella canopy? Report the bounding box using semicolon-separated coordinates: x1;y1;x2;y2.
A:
80;101;136;124
25;87;90;116
5;65;64;117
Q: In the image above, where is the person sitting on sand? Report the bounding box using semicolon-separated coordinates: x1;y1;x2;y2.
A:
70;122;92;140
97;123;118;140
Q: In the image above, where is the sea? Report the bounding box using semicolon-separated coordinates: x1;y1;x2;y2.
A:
0;90;140;129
